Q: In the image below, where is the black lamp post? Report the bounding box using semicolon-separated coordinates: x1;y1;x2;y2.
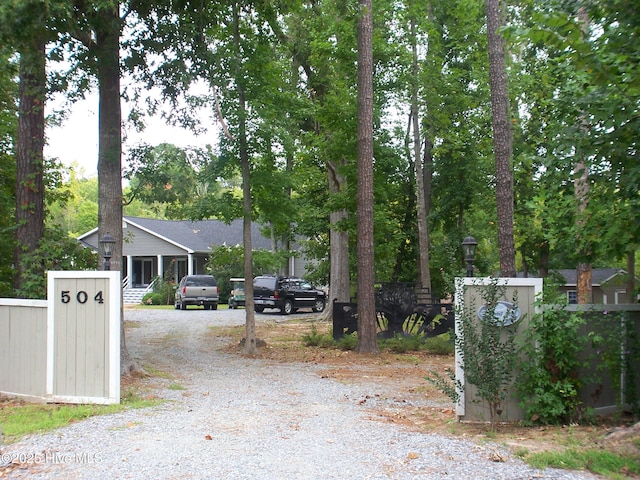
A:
461;234;478;277
99;232;116;271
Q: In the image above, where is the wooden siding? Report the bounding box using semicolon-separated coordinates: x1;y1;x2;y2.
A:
50;277;109;398
455;278;543;422
0;272;121;405
83;224;189;256
0;300;48;400
47;271;120;404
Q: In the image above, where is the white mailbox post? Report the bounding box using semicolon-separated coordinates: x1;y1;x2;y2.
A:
47;271;121;404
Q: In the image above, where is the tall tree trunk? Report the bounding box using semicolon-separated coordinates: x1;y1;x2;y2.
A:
410;17;431;293
14;35;45;296
626;251;636;303
231;1;257;354
485;0;516;277
327;160;350;314
94;6;140;375
574;152;591;304
575;6;592;304
355;0;378;354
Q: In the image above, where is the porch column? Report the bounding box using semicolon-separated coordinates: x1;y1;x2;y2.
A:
127;255;133;288
157;255;164;280
188;253;194;275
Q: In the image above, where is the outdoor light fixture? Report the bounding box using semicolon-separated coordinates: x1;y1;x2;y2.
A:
99;232;116;271
461;234;478;277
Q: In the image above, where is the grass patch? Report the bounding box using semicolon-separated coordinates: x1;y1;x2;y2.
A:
0;390;160;445
167;383;186;391
142;365;174;379
525;449;640;479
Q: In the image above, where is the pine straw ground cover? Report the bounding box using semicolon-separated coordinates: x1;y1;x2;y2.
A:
211;317;640;478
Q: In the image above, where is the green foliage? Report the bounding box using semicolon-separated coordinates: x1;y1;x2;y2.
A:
15;225;97;299
425;368;461;404
587;310;640;418
337;334;358;351
125;144;220;219
0;391;161;445
516;287;587;425
379;333;424;353
525;448;640;479
302;324;335;348
207;244;288;303
142;292;166;306
423;333;455;356
154;275;176;305
455;278;519;429
0;48;17;297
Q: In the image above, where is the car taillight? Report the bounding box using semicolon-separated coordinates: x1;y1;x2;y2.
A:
274;291;279;299
217;286;219;294
182;286;187;294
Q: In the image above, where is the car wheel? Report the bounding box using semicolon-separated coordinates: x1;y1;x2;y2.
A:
313;298;326;313
174;302;180;310
282;299;293;315
255;306;265;313
212;303;218;310
180;302;187;310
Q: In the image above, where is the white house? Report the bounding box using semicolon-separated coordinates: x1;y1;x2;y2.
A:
78;217;307;303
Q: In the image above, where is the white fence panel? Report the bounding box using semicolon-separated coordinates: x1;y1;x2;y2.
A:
0;272;120;405
0;300;48;401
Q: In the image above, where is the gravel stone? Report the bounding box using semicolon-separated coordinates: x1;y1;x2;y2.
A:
0;308;599;479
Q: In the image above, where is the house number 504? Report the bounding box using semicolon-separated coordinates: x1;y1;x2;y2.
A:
60;290;105;304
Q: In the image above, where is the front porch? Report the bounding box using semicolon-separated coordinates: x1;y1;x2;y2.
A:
121;254;209;304
122;254;210;288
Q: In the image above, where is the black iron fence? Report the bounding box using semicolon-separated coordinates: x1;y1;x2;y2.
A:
332;282;454;340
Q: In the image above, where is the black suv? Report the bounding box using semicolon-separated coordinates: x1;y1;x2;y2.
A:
253;276;326;315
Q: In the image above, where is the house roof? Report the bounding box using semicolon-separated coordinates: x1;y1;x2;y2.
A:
553;268;628;287
516;268;636;287
78;217;273;253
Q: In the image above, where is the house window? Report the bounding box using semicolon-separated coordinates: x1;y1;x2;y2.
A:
567;290;577;304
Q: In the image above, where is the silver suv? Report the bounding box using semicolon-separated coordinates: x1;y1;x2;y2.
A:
174;275;219;310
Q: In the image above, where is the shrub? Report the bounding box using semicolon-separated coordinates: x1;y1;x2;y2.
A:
337;334;358;351
455;277;519;430
423;333;455;355
516;287;587;425
380;334;423;353
142;292;165;305
303;324;334;347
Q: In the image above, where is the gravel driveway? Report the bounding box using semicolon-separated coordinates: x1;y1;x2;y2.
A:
1;308;598;479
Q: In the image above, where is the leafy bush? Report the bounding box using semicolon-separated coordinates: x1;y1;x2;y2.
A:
337;334;358;351
142;292;165;305
423;333;455;355
380;334;423;353
205;245;288;303
140;275;175;305
455;277;519;430
425;368;460;403
303;324;334;347
516;288;587;425
16;225;98;299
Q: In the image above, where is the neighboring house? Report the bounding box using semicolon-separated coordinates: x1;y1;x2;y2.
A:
553;268;639;304
78;217;308;302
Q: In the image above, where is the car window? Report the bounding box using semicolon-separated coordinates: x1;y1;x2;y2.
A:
301;282;312;289
254;277;275;288
186;276;216;287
